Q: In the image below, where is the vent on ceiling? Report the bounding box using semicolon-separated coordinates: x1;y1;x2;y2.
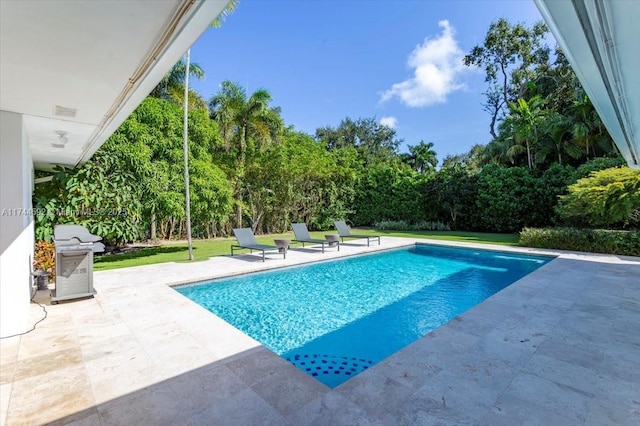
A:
53;105;77;118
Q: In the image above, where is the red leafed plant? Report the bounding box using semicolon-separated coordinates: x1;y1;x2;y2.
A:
33;240;55;281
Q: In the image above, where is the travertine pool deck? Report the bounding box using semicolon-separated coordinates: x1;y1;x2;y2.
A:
1;237;639;425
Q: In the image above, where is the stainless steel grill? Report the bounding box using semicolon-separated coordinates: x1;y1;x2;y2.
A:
52;224;104;304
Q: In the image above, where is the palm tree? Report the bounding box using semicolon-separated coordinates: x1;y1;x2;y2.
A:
211;0;238;28
150;59;206;105
167;85;209;111
406;141;438;172
538;111;586;166
209;80;283;227
570;91;608;160
482;133;515;166
507;95;546;169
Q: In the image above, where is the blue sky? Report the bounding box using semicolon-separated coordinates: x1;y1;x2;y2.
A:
190;0;547;163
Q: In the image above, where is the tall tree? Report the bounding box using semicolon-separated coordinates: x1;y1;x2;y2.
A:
441;144;485;174
113;97;232;241
316;117;401;166
243;129;357;233
150;59;207;109
569;90;616;159
209;80;283;227
404;141;438;173
505;95;546;169
464;18;549;138
539;111;571;166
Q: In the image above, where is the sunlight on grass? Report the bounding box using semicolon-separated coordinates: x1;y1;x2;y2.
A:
93;230;519;271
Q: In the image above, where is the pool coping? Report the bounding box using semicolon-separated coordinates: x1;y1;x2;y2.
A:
1;236;639;425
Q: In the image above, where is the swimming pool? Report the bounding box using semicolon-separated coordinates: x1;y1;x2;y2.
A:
176;244;552;387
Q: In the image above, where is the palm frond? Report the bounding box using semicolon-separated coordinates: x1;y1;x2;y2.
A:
210;0;239;28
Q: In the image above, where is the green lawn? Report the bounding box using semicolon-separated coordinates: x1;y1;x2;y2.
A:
94;230;519;271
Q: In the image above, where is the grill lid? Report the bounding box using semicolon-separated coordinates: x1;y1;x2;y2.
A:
53;224;105;253
53;224;102;243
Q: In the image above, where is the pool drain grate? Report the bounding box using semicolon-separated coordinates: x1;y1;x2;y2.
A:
285;353;374;378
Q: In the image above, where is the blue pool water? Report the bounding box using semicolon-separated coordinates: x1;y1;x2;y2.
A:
176;244;552;387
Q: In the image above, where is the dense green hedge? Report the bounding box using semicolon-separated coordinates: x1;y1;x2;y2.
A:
351;166;429;226
473;164;577;232
424;165;478;230
350;160;629;234
475;165;537;232
519;227;640;256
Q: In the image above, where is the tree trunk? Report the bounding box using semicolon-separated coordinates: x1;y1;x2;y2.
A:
150;212;157;241
234;171;245;229
586;136;590;159
168;218;175;240
528;127;538;170
483;88;504;140
489;112;498;139
235;204;242;228
160;221;167;240
449;206;457;229
501;63;509;111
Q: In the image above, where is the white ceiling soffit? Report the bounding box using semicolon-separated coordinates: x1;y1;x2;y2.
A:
0;0;230;169
535;0;640;169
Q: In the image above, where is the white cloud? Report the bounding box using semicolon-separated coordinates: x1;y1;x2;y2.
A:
380;116;398;129
381;20;466;107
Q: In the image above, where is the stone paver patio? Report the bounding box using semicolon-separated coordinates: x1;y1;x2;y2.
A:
1;237;639;425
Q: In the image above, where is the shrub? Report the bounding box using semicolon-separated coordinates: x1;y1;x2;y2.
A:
374;220;409;230
411;221;451;231
519;227;640;256
351;166;429;226
571;157;627;181
425;165;478;230
533;164;575;226
556;167;640;228
475;165;536;232
374;220;451;231
33;240;56;281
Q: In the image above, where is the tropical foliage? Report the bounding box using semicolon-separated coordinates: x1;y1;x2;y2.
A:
462;20;617;170
34;98;233;245
401;141;438;173
316;117;402;167
351;165;429;226
34;139;145;245
32;18;637;254
209;80;284;228
556;167;640;228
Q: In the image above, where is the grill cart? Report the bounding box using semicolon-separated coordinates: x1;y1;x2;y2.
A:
52;225;104;304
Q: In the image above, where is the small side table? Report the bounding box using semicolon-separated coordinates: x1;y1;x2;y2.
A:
274;238;291;253
325;234;340;247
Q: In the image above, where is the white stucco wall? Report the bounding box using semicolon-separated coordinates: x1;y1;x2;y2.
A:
1;110;34;338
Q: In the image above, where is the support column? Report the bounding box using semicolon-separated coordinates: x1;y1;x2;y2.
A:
0;111;34;338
